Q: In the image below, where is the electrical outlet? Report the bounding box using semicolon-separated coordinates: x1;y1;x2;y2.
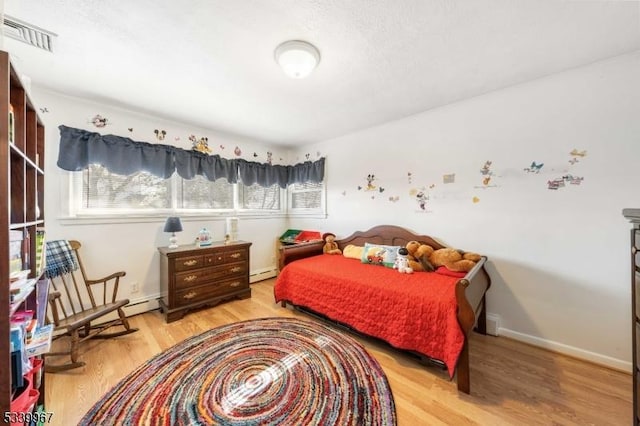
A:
130;281;139;293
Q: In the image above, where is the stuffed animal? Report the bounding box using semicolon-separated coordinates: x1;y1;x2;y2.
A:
322;233;342;255
405;241;435;272
406;241;481;273
393;247;413;274
428;247;479;272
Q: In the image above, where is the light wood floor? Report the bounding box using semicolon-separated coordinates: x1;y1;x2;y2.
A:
44;279;631;425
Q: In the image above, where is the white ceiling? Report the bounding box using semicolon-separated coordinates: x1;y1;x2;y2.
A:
2;1;639;147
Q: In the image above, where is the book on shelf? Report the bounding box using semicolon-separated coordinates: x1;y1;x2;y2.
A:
25;324;53;357
35;228;46;277
9;230;23;275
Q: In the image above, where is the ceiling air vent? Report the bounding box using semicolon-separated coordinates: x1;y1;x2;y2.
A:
2;15;57;53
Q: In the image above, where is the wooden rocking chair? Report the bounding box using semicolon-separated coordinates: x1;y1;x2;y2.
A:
45;240;138;372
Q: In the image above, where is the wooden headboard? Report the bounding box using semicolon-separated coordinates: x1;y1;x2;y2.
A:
336;225;447;250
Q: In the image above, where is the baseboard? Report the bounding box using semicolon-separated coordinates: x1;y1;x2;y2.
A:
250;267;278;283
498;327;632;373
125;294;161;316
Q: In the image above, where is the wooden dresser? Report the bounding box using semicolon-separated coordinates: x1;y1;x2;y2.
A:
158;241;252;323
623;208;640;425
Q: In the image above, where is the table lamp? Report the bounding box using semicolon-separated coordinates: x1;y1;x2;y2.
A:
164;217;183;249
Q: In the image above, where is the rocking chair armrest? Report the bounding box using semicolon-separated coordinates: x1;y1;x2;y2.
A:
48;291;61;302
85;271;126;286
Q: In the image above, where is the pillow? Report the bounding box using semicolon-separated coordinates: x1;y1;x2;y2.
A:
360;243;401;268
343;244;364;259
434;266;467;278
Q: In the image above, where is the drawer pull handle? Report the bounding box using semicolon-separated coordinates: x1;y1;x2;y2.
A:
230;266;242;273
633;247;637;254
183;260;198;266
230;281;241;288
183;291;197;299
183;275;198;282
230;253;242;259
217;256;223;261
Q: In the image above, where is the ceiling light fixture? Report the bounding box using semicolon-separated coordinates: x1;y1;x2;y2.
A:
274;40;320;79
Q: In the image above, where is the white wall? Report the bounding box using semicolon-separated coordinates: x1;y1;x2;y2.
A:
290;51;640;370
33;89;286;309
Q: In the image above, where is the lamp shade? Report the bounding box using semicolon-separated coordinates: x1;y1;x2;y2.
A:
274;40;320;79
163;217;183;233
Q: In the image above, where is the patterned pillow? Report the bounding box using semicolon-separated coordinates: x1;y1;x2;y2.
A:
360;243;400;268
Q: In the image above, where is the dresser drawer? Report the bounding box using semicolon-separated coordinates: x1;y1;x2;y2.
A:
175;277;249;307
175;262;248;289
174;255;204;272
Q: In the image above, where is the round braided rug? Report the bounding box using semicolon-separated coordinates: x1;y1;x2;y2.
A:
80;317;397;425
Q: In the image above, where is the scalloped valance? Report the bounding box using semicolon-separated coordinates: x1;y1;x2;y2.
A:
57;125;324;188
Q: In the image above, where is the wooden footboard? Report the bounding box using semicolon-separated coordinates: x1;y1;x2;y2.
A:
278;225;491;393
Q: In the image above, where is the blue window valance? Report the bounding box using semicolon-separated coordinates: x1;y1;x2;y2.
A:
57;125;324;188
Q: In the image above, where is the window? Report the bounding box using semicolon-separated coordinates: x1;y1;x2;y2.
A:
287;181;325;215
72;165;324;218
238;183;280;210
75;165;282;215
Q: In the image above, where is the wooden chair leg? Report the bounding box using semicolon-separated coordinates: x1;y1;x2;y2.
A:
44;329;86;373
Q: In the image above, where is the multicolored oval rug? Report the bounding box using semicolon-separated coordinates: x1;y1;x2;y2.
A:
79;317;397;425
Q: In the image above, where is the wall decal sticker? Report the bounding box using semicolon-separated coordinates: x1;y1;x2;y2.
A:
192;137;212;154
189;135;197;143
524;162;544;173
472;196;480;203
480;161;492;176
39;107;49;113
253;152;258;158
90;114;109;128
443;173;455;184
154;129;167;141
358;174;378;191
407;172;413;184
341;191;347;196
475;160;498;188
379;187;385;193
547;174;584;190
388;196;400;202
569;157;579;165
127;127;133;132
409;188;430;212
174;137;181;141
305;153;310;160
234;146;242;156
267;152;273;165
570;149;587;157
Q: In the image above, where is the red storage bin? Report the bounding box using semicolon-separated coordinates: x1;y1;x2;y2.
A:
294;230;322;243
10;373;39;426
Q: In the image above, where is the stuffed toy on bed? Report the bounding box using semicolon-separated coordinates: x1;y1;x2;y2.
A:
406;241;481;273
393;247;413;274
322;233;342;255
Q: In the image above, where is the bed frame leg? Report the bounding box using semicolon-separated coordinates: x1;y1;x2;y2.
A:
456;341;470;394
280;301;286;308
475;295;487;335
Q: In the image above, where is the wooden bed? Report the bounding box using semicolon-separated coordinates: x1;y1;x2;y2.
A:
275;225;491;394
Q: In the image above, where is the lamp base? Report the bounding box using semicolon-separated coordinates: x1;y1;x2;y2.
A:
168;234;179;249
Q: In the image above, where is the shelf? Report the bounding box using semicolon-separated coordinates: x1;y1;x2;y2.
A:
1;49;47;416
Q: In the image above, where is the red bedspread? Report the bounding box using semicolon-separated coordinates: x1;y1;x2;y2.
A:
274;255;465;378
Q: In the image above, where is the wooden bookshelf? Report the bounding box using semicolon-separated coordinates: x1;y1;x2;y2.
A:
0;50;46;417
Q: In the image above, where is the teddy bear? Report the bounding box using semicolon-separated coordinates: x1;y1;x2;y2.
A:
428;247;480;272
393;247;413;274
322;232;342;255
405;241;436;272
406;241;481;273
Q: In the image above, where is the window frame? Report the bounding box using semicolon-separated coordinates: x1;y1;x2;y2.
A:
63;168;326;224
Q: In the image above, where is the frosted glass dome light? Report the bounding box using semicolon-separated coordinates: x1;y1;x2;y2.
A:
275;40;320;79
